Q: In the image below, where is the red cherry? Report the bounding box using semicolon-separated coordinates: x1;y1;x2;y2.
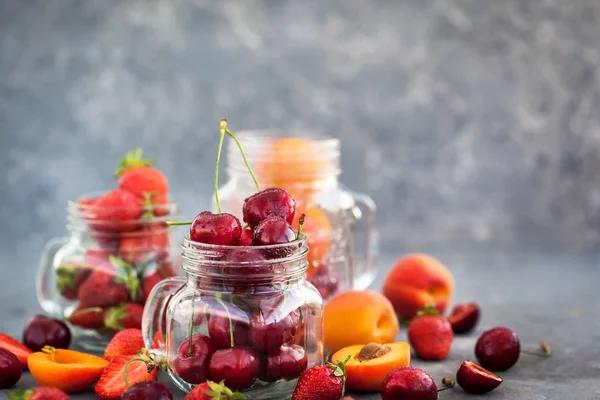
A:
190;211;241;245
121;381;173;400
209;346;260;391
221;248;268;275
207;303;250;349
381;367;438;400
237;228;253;246
308;270;340;300
173;335;216;384
249;310;296;354
252;217;296;246
475;327;520;371
260;344;308;382
23;315;71;351
456;360;503;394
242;188;296;228
447;302;480;334
0;348;22;389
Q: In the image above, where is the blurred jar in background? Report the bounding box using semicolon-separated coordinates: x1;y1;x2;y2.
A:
37;191;179;350
213;131;377;300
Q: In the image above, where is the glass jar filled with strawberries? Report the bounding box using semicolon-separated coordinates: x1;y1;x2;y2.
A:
214;130;377;300
36;150;178;350
143;121;323;399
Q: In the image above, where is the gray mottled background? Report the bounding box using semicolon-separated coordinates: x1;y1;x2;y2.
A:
2;0;600;282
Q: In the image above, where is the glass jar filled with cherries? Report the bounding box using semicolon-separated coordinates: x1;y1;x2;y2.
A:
214;130;377;300
36;150;178;350
143;121;324;399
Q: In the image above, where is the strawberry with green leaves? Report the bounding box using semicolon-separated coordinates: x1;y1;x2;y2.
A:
95;352;163;400
67;306;106;330
104;303;144;332
78;256;141;308
407;305;454;361
56;264;91;301
7;387;70;400
291;356;350;400
104;329;145;361
183;381;247;400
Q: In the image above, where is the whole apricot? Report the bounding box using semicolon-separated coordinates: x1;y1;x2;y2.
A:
382;254;454;320
292;204;332;278
324;291;399;354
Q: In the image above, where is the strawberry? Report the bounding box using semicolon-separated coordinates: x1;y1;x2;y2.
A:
291;356;350;400
7;386;70;400
103;303;144;332
56;265;91;301
104;329;145;361
95;354;157;400
141;262;174;302
407;305;454;360
119;230;169;266
67;306;106;330
149;332;165;351
0;333;33;369
78;256;141;307
183;381;247;400
92;189;144;232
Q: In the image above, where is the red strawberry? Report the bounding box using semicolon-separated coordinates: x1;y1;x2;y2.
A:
141;263;174;302
407;305;454;360
291;356;350;400
56;265;91;301
7;386;70;400
150;332;165;351
95;355;157;400
183;381;247;400
78;256;142;307
104;329;145;361
92;189;144;232
0;333;33;369
67;306;106;330
119;230;169;266
104;303;144;332
84;249;113;270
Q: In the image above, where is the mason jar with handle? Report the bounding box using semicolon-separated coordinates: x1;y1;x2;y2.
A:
213;131;377;298
142;234;323;399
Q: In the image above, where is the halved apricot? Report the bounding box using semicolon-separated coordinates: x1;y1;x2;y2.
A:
332;342;411;392
28;346;109;393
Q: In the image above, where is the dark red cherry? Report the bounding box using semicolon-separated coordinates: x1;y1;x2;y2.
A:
249;311;296;354
252;217;295;246
456;360;503;394
260;344;308;382
209;346;260;391
173;335;217;384
237;228;253;246
309;270;340;300
448;302;481;334
121;381;173;400
208;303;250;349
190;211;241;245
0;348;22;389
23;315;71;351
381;367;438;400
221;248;268;275
475;327;520;371
242;188;296;228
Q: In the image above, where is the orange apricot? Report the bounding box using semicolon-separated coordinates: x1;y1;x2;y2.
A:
382;253;454;320
28;346;109;393
332;342;411;392
292;204;332;278
324;291;399;353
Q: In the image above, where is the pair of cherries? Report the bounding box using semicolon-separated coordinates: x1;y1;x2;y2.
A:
190;187;298;248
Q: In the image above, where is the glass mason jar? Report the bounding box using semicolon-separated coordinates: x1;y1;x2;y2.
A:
142;235;323;399
37;191;178;350
213;131;377;299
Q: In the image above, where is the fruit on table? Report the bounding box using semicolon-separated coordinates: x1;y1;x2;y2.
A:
260;344;308;382
183;380;247;400
407;306;453;361
291;356;350;400
104;329;145;361
27;346;108;393
323;290;399;353
382;253;454;320
475;327;520;371
0;333;33;369
190;211;242;245
208;303;250;349
252;216;296;246
447;302;480;334
456;360;503;394
103;303;144;332
331;342;410;392
380;366;443;400
209;346;260;391
6;386;70;400
23;315;71;351
121;381;174;400
173;335;217;384
0;348;22;389
95;354;158;400
242;187;296;228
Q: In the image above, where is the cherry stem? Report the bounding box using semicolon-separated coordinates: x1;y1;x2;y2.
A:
215;296;235;347
165;221;192;226
187;294;195;356
296;213;306;239
123;357;151;389
520;340;552;357
222;123;261;193
438;377;455;392
214;122;227;213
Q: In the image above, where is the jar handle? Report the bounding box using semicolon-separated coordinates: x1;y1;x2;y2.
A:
142;276;186;353
347;190;378;290
36;237;68;316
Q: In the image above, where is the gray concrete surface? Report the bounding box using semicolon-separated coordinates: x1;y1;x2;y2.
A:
3;253;600;399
